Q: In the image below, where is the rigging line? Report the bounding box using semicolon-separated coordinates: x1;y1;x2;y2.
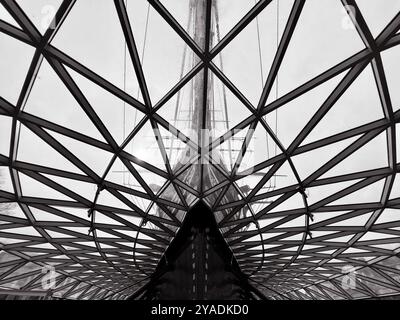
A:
169;3;193;161
254;0;271;189
134;2;151;127
125;2;150;191
214;1;233;169
189;3;196;132
274;0;279;188
123;0;128;185
120;2;150;197
255;0;265;87
121;2;150;180
187;4;195;130
210;11;215;131
189;49;195;128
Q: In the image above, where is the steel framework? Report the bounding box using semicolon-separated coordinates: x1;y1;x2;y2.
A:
0;0;399;299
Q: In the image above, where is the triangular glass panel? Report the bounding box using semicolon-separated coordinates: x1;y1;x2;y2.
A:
43;173;97;201
17;124;84;174
282;233;303;242
329;212;372;227
320;131;388;179
0;116;12;157
356;0;400;38
359;231;398;242
311;211;348;225
358;278;398;296
18;171;74;201
147;202;175;225
96;189;133;212
375;209;400;224
68;284;88;299
380;269;400;285
311;230;338;239
60;226;87;236
177;185;197;207
0;3;21;28
0;202;25;219
67;66;146;145
25;60;105;142
158;182;183;206
49;207;88;222
319;282;346;299
159;0;192;38
214;124;250;173
208;70;254;133
30;207;72;222
275;215;305;229
2;226;42;238
341;247;369;254
381;45;400;113
0;33;35;105
369;243;400;251
211;0;263;47
258;231;285;242
94;211;124;227
292;135;360;181
105;158;147;194
304;66;384;145
255;160;299;195
307;179;361;206
164;206;186;224
218;184;242;207
213;1;287;106
0;166;14;193
211;0;293;45
48;130;114;177
250;195;282;217
389;174;400;200
124;121;168;172
52;0;142;100
157;70;203;139
330;178;385;206
131;161;167;193
2;268;41;289
360;267;399;289
277;0;365;96
155;124;187;171
116;191;149;215
270;70;346;149
237;122;280;174
268;192;305;214
236;169;269;196
93;229;119;240
132;4;196;104
174;161;201;193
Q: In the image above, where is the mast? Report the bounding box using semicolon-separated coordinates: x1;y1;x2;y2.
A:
165;0;239;212
191;0;212;141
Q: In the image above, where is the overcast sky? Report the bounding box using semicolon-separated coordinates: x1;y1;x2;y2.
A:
0;0;400;294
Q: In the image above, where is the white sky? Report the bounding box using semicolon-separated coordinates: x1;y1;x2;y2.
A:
0;0;400;295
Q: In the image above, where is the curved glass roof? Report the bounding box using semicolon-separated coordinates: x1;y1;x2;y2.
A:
0;0;400;300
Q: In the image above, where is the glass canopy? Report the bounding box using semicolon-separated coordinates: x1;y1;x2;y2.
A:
0;0;399;300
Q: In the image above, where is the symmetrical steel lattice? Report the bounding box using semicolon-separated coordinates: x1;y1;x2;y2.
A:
0;0;400;300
